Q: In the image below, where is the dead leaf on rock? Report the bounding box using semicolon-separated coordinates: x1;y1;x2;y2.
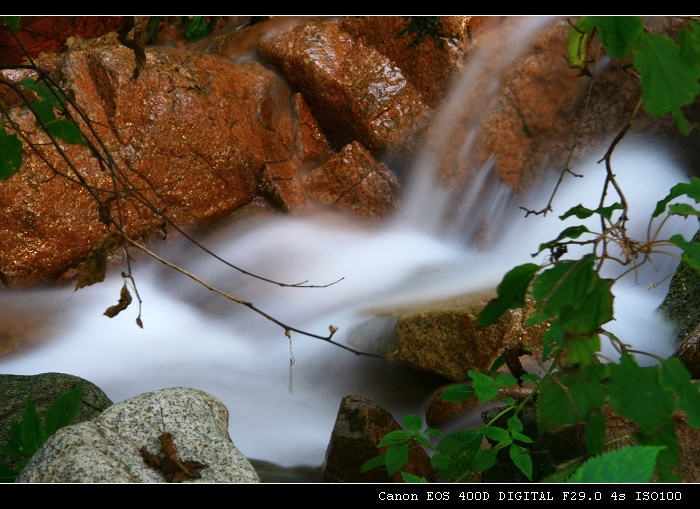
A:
141;432;206;483
103;283;133;318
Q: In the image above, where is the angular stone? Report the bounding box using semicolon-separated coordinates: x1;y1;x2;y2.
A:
349;293;548;382
304;141;400;218
256;18;434;163
323;394;437;483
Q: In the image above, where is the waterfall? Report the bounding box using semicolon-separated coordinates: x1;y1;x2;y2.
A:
0;17;695;469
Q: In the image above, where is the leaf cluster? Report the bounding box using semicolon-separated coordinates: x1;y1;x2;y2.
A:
568;16;700;134
0;384;83;482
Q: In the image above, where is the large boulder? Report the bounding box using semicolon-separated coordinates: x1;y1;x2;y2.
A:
256;18;445;165
0;44;330;287
348;294;548;382
16;387;259;483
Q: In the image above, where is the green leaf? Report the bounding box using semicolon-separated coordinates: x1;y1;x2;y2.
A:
667;202;700;218
478;425;510;443
0;421;27;457
535;225;591;256
471;447;498;472
431;429;482;479
0;127;22;180
19;397;45;455
559;202;624;221
537;366;607;432
585;410;606;455
563;335;601;366
31;99;57;126
509;443;533;481
658;358;700;428
541;317;565;361
377;429;411;446
183;16;217;42
652;177;700;217
531;255;598;324
558;277;614;336
477;263;539;326
567;19;592;73
607;355;676;433
438;383;474;403
385;443;409;476
44;384;82;437
635;421;680;482
1;16;21;31
412;435;432;448
634;32;700;134
669;234;700;273
678;20;700;69
469;370;499;402
360;454;386;473
487;354;506;374
402;414;423;433
19;78;66;111
45;119;89;146
494;373;518;387
0;462;21;483
400;471;427;483
588;16;644;59
506;415;523;434
567;446;663;483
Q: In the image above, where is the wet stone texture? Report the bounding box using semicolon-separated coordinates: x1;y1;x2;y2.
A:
304;141;400;219
256;18;437;166
0;45;330;287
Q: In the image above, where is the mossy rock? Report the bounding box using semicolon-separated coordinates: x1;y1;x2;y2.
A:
659;228;700;342
0;372;112;469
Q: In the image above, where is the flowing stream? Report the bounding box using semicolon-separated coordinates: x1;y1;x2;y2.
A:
0;17;696;470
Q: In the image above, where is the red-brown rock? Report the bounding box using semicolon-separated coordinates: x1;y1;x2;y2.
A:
323;394;437;482
304;141;400;219
0;45;330;287
256;18;439;163
0;16;123;65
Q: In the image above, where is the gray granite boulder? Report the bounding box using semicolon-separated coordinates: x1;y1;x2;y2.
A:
16;387;259;483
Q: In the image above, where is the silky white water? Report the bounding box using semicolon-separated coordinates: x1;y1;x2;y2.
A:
0;17;696;469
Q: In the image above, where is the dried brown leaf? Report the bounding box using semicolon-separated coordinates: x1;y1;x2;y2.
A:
75;236;111;290
103;283;133;318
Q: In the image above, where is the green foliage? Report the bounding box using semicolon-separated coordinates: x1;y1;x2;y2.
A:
367;16;700;483
399;17;446;49
0;384;83;482
0;127;22;179
0;74;90;181
360;414;441;481
570;16;700;134
180;16;217;43
567;446;663;483
1;16;20;31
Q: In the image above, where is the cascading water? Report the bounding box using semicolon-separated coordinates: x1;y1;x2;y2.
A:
0;17;696;471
